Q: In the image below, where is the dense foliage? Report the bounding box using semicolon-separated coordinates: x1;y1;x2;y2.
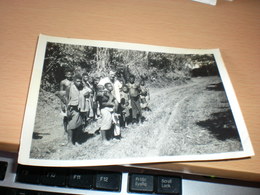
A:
41;42;218;92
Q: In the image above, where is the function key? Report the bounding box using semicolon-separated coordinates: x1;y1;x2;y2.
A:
129;174;154;193
0;161;7;180
68;169;94;189
16;165;41;184
156;176;182;194
95;172;121;191
40;168;67;187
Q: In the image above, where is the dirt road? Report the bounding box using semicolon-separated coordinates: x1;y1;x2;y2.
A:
30;76;242;161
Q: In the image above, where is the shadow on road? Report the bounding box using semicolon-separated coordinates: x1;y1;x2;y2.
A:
196;109;241;141
76;131;96;144
196;81;242;141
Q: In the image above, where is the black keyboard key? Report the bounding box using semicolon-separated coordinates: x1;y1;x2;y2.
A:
15;189;39;195
156;176;182;194
0;187;16;195
16;165;41;184
41;168;67;187
95;172;121;191
68;169;94;189
129;174;154;193
0;161;7;180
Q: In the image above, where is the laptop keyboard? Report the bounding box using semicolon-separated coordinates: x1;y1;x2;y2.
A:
15;165;124;193
1;152;260;195
15;165;182;194
0;155;181;195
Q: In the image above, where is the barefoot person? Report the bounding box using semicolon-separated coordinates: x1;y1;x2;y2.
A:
140;79;151;111
79;73;94;128
120;85;131;127
97;82;118;144
66;74;83;145
92;76;101;120
126;75;143;123
56;69;73;137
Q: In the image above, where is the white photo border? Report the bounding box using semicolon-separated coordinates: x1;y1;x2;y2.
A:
18;34;254;167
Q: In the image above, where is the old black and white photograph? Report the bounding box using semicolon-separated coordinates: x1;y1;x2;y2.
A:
18;35;254;166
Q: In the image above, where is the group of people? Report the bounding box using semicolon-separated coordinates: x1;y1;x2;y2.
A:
56;69;151;145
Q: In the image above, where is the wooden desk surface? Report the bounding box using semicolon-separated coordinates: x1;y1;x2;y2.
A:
0;0;259;182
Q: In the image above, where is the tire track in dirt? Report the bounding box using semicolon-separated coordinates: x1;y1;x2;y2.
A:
157;76;233;156
145;78;208;156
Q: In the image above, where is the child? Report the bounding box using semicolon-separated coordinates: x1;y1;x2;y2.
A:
98;82;118;144
66;74;84;145
120;85;131;127
140;80;151;111
92;76;101;120
79;73;94;127
60;70;73;91
56;69;73;138
126;75;143;123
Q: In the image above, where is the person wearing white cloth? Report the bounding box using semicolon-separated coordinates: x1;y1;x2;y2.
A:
98;70;122;104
